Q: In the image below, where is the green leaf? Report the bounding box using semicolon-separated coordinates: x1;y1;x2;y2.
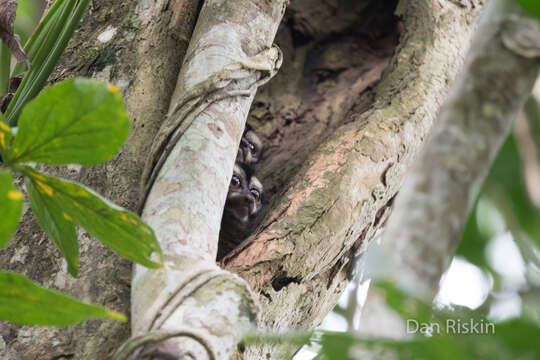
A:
0;116;13;157
6;78;129;165
0;44;10;95
494;319;540;357
0;171;23;248
313;331;481;360
22;167;162;268
248;318;540;360
516;0;540;20
488;136;540;248
308;319;540;360
6;0;92;125
0;272;125;325
524;96;540;161
456;203;494;271
26;177;78;277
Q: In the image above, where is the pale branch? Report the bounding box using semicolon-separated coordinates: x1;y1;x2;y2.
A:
379;0;540;300
139;45;282;210
129;0;288;359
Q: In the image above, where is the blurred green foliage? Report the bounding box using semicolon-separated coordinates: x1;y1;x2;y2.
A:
308;281;539;360
248;281;540;360
457;133;540;277
516;0;540;20
15;0;45;44
309;317;539;360
6;0;92;125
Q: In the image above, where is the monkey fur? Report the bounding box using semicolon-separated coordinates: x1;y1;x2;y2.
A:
218;128;264;260
218;162;263;260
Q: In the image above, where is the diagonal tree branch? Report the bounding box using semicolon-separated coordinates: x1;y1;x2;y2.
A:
379;0;540;300
222;0;485;358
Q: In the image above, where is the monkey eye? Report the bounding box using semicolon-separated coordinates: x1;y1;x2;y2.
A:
248;142;256;153
250;188;260;201
231;175;241;189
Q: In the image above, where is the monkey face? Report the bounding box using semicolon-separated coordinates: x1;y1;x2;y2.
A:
225;163;263;224
237;130;263;167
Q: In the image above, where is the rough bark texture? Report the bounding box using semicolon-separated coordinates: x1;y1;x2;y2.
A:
0;0;201;358
130;1;286;358
380;0;540;300
0;0;484;359
223;0;484;358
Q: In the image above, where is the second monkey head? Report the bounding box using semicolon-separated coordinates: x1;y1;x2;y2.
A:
236;127;263;167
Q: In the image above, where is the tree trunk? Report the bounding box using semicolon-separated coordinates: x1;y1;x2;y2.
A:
0;0;483;359
226;0;484;357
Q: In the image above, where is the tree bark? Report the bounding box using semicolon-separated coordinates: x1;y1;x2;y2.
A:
0;0;201;358
129;0;285;358
0;0;485;359
379;0;540;300
224;0;484;357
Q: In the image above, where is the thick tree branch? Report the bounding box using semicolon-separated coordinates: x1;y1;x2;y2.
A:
131;1;287;358
222;0;484;358
0;0;202;358
380;0;540;299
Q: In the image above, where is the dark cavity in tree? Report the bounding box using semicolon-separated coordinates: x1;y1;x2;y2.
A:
271;274;301;291
245;0;399;228
217;0;399;261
